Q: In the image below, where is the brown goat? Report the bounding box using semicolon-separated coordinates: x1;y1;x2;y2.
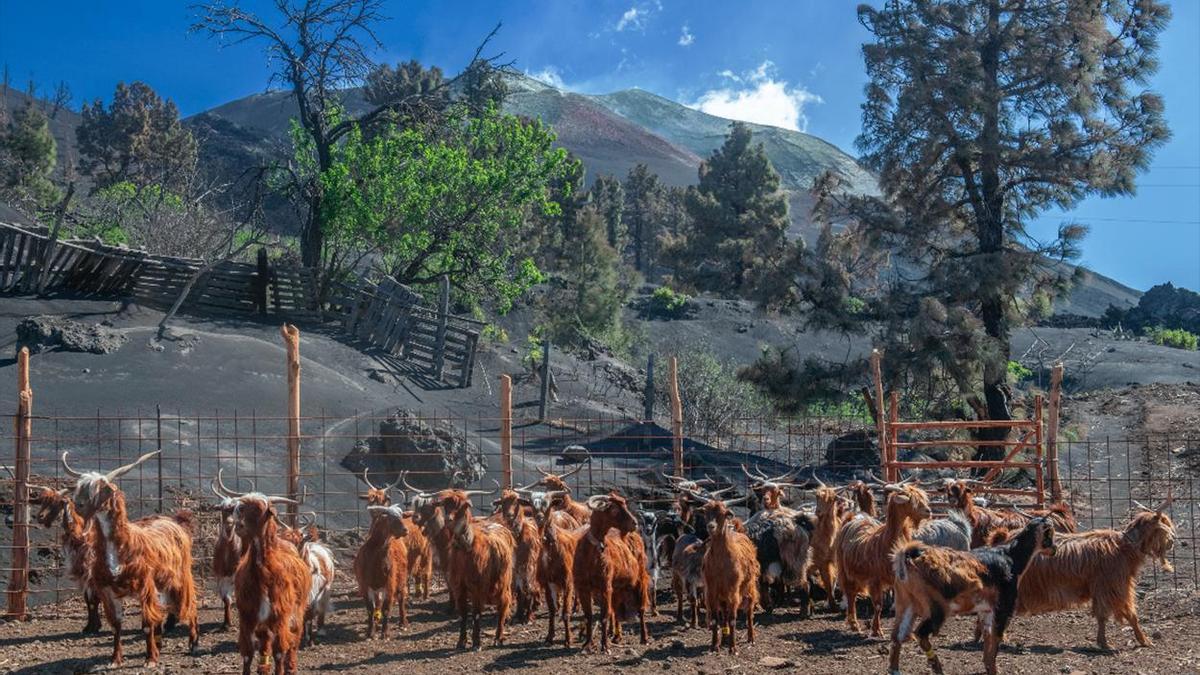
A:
890;517;1056;675
808;484;846;612
834;482;931;636
63;451;199;667
536;506;583;645
435;488;516;650
698;495;759;655
943;479;1077;547
211;470;249;631
229;492;312;675
572;492;651;654
28;483;101;633
495;489;543;623
353;504;410;639
1017;503;1176;650
364;470;433;600
527;463;591;524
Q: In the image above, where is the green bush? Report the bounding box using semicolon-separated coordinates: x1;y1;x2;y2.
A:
649;286;691;318
1006;360;1034;382
1148;326;1199;350
481;323;508;344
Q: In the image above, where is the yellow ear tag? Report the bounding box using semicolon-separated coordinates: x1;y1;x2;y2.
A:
925;647;936;659
373;610;383;621
722;626;730;636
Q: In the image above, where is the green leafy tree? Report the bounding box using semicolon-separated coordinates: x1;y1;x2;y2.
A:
623;163;666;274
0;100;60;212
665;122;790;300
316;104;571;311
76;81;198;192
786;1;1170;436
194;0;505;277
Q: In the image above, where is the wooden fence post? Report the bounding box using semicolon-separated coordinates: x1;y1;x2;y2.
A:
6;347;32;620
888;390;899;481
432;275;450;379
1046;364;1064;503
281;324;301;525
1034;393;1045;507
669;356;683;478
870;350;890;482
500;374;513;489
537;340;551;421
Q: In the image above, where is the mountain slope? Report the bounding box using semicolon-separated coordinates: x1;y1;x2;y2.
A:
590;86;878;196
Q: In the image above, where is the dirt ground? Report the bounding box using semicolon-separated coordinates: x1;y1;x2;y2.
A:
1;585;1197;674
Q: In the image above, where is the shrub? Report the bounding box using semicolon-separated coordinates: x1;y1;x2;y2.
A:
1006;360;1034;382
649;286;691;318
481;323;508;344
1148;326;1198;351
657;348;772;441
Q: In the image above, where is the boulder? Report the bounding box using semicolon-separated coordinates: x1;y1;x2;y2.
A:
16;316;127;355
342;410;487;489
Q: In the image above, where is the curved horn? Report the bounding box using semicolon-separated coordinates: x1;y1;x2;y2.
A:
810;468;827;489
706;486;736;498
214;467;246;499
1155;485;1174;514
367;505;398;518
399;471;434;499
1131;499;1152;513
298;511;317;530
362;468;380;491
585;494;611;510
740;464;769;482
267;496;300;506
515;477;542;492
460;487;497;498
559;463;584;480
536;465;554;478
61;451;84;479
865;470;888;486
721;496;748;508
105;450;160;482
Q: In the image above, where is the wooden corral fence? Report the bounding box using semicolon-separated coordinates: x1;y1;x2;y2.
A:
870;350;1056;507
326;275;482;387
0;221;482;387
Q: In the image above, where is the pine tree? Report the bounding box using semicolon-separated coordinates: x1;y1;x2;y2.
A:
590;174;626;254
790;1;1170;433
622;163;666;274
667;122;789;299
0;100;61;212
76;81;198;192
544;203;635;348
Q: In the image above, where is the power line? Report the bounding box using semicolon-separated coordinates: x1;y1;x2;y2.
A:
1033;216;1200;225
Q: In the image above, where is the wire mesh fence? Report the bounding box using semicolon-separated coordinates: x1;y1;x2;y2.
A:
2;407;1197;608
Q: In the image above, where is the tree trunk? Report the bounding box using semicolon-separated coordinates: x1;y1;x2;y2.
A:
975;0;1013;461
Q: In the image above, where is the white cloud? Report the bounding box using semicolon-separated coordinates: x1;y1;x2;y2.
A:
678;24;694;46
616;7;643;31
527;66;566;89
689;60;823;132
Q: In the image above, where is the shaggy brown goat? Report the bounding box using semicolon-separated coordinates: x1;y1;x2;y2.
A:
353;504;410;639
229;491;312;675
495;488;543;623
63;451;199;667
808;481;847;612
365;470;433;600
572;492;651;654
1017;500;1176;650
435;488;516;650
28;483;101;633
834;481;931;636
741;465;814;615
536;505;583;646
527;463;591;524
695;493;759;655
889;517;1056;675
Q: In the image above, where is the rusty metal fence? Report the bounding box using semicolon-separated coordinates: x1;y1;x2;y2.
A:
1;403;1197;610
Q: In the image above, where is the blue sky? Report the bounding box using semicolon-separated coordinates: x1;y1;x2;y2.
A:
1;0;1196;291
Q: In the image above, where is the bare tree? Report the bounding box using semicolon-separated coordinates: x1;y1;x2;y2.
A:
191;0;506;285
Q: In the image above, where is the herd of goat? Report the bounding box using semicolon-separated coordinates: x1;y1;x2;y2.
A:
21;450;1178;675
